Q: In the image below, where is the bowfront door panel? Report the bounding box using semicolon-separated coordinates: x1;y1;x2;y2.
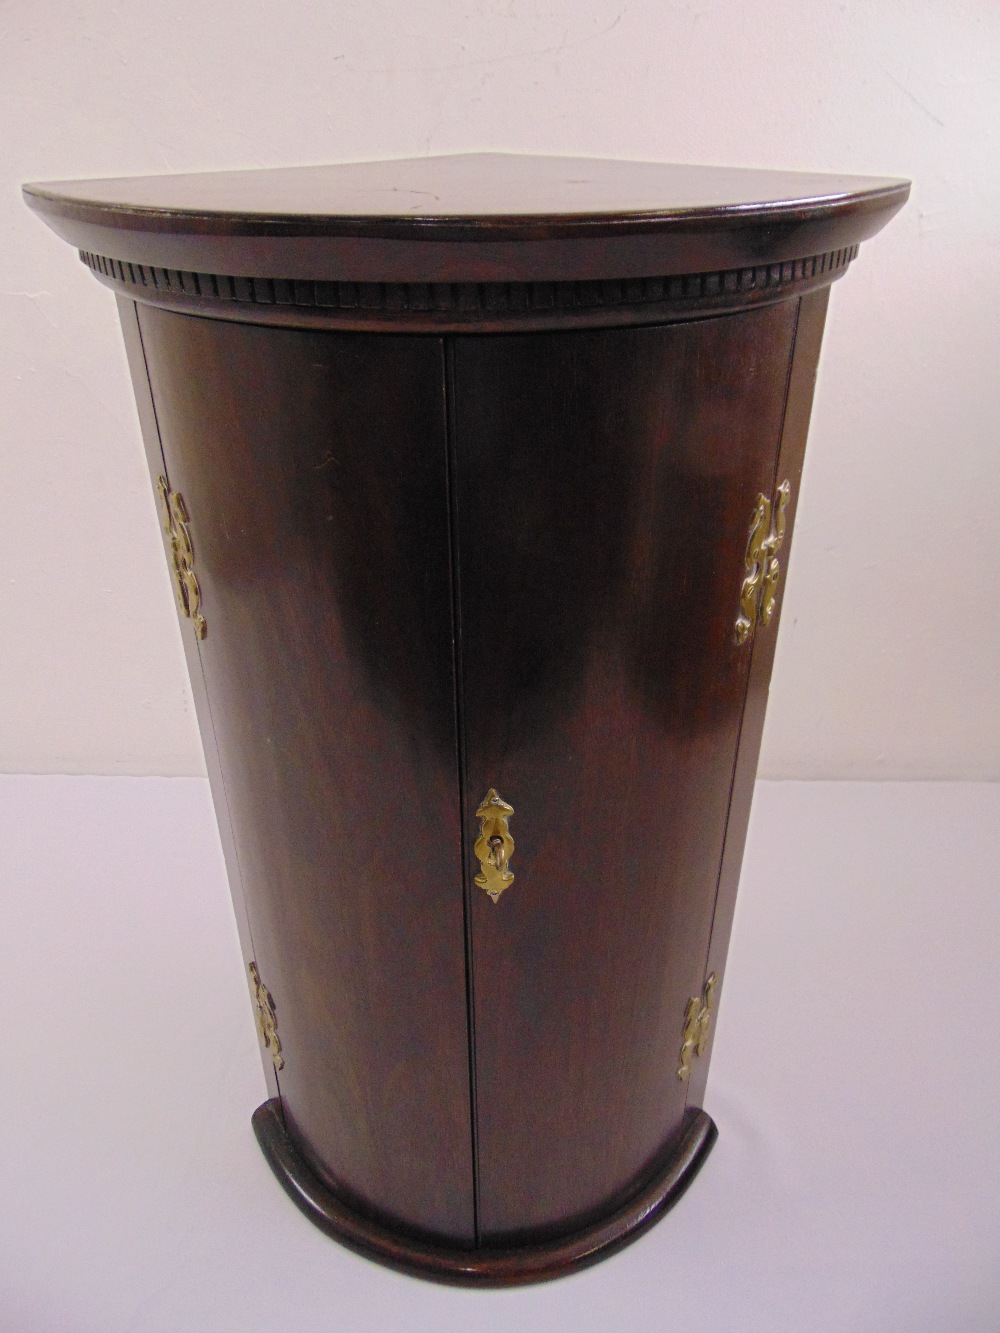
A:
136;307;476;1244
452;304;800;1241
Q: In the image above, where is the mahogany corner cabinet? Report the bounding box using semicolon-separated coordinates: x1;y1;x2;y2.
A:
24;155;907;1285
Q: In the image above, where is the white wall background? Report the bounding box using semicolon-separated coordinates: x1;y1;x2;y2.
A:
2;0;997;780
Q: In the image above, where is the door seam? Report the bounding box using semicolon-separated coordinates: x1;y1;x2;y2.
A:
443;335;481;1244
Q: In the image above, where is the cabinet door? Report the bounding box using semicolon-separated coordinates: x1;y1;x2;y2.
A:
137;308;475;1244
452;303;799;1241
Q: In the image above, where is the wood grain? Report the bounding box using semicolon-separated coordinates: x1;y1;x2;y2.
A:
23;153;909;284
78;243;858;334
451;303;800;1240
685;287;832;1110
26;147;907;1277
115;296;279;1104
252;1097;717;1285
135;305;476;1244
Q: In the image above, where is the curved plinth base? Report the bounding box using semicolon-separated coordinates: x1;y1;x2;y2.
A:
252;1099;717;1286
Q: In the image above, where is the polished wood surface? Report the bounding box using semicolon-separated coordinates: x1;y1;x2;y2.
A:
76;241;858;334
128;298;804;1253
22;154;908;224
252;1097;717;1286
27;151;907;1279
452;304;799;1240
685;287;831;1110
115;297;278;1106
135;307;476;1243
23;153;908;283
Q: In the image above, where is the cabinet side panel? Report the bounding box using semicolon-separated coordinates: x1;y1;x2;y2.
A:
453;305;798;1241
116;295;278;1101
685;287;831;1109
135;308;474;1243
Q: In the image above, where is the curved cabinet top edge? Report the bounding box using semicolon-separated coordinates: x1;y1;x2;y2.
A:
24;154;909;284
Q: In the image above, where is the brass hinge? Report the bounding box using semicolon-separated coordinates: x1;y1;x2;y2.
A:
157;475;207;640
735;479;791;645
677;973;716;1081
248;961;284;1072
474;789;515;904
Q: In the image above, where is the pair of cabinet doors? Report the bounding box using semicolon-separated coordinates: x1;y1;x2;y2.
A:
134;297;798;1247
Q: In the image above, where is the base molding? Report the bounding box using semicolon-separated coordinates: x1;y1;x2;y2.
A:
252;1098;717;1286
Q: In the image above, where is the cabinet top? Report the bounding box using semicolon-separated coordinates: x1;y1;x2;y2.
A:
24;153;908;286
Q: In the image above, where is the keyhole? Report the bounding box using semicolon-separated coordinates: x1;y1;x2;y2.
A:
488;834;504;867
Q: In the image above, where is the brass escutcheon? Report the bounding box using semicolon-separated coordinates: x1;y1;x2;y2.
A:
474;789;515;904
